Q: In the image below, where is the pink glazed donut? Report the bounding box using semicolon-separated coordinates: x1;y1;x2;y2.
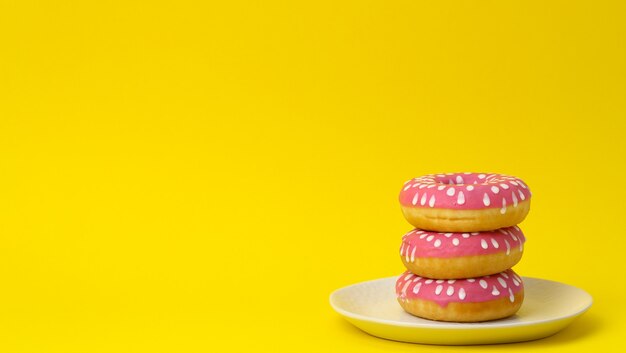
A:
396;269;524;322
399;173;531;232
399;226;525;279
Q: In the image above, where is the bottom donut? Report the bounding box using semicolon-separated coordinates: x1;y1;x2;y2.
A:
395;269;524;322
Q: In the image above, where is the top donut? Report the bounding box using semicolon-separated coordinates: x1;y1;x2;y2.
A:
399;173;531;232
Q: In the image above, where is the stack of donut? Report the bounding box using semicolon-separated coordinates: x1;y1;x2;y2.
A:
395;173;531;322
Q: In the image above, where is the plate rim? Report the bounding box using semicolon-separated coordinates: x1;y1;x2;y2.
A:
329;275;593;330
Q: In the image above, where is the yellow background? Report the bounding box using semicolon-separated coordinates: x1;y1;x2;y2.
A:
1;0;625;352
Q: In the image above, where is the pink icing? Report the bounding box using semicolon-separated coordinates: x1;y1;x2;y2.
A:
395;269;524;307
399;226;525;259
399;173;531;211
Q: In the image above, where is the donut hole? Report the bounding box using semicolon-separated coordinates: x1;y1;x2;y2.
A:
434;173;487;186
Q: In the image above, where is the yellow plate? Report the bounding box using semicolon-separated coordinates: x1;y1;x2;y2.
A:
330;276;592;345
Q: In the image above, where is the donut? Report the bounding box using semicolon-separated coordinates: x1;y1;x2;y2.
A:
395;269;524;322
399;173;531;232
399;226;525;279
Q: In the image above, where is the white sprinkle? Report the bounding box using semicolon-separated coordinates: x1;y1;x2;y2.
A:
510;233;518;241
400;244;404;256
500;198;507;214
456;175;464;184
436;279;444;284
471;232;479;235
510;181;519;186
437;185;446;190
513;278;520;286
492;286;500;296
512;192;518;207
501;272;509;279
444;233;452;238
490;238;499;248
481;239;488;249
497;278;508;288
425;279;433;284
427;184;436;188
457;191;465;205
446;286;455;296
420;193;428;205
518;180;528;189
426;235;434;242
410;246;417;262
448;280;456;284
403;184;411;191
418;184;427;189
467;278;475;282
411;183;419;188
419;233;428;239
478;174;486;179
466;185;474;191
435;285;443;295
518;189;526;201
479;280;488;289
412;193;419;205
401;280;411;295
416;230;424;234
452;238;460;246
500;183;510;190
428;195;436;207
462;233;470;238
459;288;466;300
446;187;455;196
504;239;511;255
434;239;442;247
509;288;515;302
405;246;410;262
483;193;491;206
404;273;414;281
491;186;500;194
413;282;422;294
